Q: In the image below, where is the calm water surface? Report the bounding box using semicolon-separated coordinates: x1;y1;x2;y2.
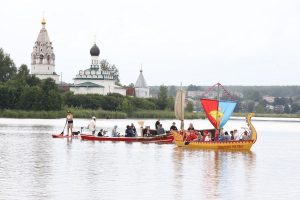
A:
0;117;300;200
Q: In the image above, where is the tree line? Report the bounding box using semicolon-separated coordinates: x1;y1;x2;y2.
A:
0;48;177;112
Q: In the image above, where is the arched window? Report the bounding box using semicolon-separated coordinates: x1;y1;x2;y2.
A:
40;55;44;64
47;55;51;64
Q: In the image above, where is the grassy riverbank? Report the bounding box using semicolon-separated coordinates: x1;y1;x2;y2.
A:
0;109;299;119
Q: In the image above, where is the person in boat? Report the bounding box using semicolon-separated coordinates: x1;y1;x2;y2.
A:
230;130;234;140
98;129;104;137
112;125;119;137
131;123;137;136
224;131;231;141
205;132;212;141
157;124;165;135
66;111;73;136
87;116;96;135
170;122;178;131
187;123;195;131
185;131;198;142
233;129;239;140
155;119;160;130
218;130;225;141
125;125;134;137
242;131;250;140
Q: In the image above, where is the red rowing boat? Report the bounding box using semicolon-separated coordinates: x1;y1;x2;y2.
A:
52;133;81;138
80;134;174;143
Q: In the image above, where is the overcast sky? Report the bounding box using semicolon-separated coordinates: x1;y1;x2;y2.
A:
0;0;299;86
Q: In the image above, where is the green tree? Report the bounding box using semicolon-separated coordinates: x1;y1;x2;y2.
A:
166;96;175;111
255;103;265;113
0;48;17;82
100;59;120;83
118;98;133;113
291;103;300;113
18;86;43;110
0;85;17;109
284;104;290;113
186;101;194;112
244;90;261;101
157;85;168;110
168;85;177;97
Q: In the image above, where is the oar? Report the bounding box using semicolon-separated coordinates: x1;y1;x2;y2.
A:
60;121;67;135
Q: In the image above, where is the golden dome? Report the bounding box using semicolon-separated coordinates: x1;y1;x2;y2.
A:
41;17;46;25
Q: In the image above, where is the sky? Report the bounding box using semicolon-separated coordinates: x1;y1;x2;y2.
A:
0;0;300;86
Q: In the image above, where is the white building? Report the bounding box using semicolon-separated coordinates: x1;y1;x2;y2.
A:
30;18;60;83
134;69;150;98
70;43;126;95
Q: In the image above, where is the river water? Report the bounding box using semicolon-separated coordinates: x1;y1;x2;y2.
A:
0;117;299;200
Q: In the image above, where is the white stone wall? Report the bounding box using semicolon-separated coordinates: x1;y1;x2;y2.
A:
74;79;116;94
114;87;126;96
70;87;104;95
31;64;55;74
35;74;60;83
135;88;150;98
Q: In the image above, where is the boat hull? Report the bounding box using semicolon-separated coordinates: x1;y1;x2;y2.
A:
174;138;254;150
52;134;81;138
81;134;174;143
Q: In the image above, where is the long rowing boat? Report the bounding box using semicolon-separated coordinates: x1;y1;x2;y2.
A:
81;134;174;143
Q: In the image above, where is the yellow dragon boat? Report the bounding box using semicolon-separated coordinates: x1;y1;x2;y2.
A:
172;83;257;150
173;113;257;150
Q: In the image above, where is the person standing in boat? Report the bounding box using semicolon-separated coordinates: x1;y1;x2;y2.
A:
87;116;97;135
155;119;160;130
66;111;73;136
170;122;178;131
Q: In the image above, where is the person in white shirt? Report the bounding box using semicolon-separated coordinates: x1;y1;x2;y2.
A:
112;125;119;137
87;116;96;135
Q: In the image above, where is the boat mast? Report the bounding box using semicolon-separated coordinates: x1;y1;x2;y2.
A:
180;82;184;130
216;83;220;139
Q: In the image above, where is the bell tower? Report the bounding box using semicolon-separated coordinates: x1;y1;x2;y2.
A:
31;17;59;83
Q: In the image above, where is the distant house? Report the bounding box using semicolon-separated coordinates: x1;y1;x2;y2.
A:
265;105;274;111
274;105;284;113
263;95;275;103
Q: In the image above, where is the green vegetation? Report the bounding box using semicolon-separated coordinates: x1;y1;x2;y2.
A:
1;47;300;119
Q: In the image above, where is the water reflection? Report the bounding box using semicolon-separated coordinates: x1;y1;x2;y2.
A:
172;148;256;199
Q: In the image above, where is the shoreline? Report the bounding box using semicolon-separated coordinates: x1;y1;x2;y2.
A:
0;109;299;120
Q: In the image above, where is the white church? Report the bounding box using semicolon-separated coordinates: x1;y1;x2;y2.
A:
69;43;126;95
30;18;60;83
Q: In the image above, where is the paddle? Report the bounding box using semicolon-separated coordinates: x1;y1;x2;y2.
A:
60;120;67;135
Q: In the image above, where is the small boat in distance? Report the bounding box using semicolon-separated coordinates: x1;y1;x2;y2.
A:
172;83;257;150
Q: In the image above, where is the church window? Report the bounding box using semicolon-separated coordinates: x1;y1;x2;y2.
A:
47;55;51;64
39;55;44;64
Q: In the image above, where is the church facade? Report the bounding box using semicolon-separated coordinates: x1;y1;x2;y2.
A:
70;43;126;95
31;18;60;83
